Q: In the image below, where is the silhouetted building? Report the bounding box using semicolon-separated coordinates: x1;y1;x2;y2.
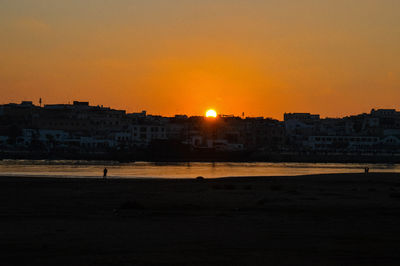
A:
1;101;399;157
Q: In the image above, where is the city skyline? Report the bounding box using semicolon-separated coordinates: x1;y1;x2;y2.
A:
2;99;399;121
1;99;399;159
2;96;399;120
1;1;399;119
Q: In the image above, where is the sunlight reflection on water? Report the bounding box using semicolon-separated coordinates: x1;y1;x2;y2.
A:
0;160;399;179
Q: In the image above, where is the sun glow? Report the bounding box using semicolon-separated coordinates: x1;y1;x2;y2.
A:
205;109;217;118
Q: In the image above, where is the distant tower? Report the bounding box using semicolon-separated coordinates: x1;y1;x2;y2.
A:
242;112;245;118
39;98;42;107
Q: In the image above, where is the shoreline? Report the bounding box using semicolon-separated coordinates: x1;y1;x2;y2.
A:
1;160;399;180
2;151;400;163
1;171;399;181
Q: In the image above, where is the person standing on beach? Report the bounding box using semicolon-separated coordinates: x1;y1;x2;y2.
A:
103;168;108;179
364;167;369;175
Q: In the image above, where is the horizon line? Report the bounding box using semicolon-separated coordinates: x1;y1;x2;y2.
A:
1;99;399;121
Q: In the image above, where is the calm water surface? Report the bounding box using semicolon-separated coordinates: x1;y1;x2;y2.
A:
0;160;399;179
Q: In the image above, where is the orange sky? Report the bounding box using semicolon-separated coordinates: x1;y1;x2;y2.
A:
0;0;399;119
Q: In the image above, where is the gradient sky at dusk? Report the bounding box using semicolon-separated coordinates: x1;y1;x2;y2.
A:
0;0;399;119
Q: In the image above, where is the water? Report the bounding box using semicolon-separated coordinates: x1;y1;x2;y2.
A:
0;160;399;179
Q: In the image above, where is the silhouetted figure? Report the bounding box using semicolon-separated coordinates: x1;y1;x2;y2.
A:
103;168;108;179
364;167;369;175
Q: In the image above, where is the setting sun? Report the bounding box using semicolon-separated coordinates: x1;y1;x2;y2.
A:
205;109;217;118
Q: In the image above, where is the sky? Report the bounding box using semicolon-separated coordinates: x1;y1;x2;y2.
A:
0;0;399;119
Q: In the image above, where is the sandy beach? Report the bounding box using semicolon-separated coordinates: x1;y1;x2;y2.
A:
1;173;400;265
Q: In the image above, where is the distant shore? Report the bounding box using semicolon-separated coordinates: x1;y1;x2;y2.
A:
2;150;400;163
2;173;400;265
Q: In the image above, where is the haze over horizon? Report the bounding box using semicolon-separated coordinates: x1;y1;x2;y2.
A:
1;0;399;119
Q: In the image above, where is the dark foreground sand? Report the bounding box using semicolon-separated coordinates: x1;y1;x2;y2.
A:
2;173;400;265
